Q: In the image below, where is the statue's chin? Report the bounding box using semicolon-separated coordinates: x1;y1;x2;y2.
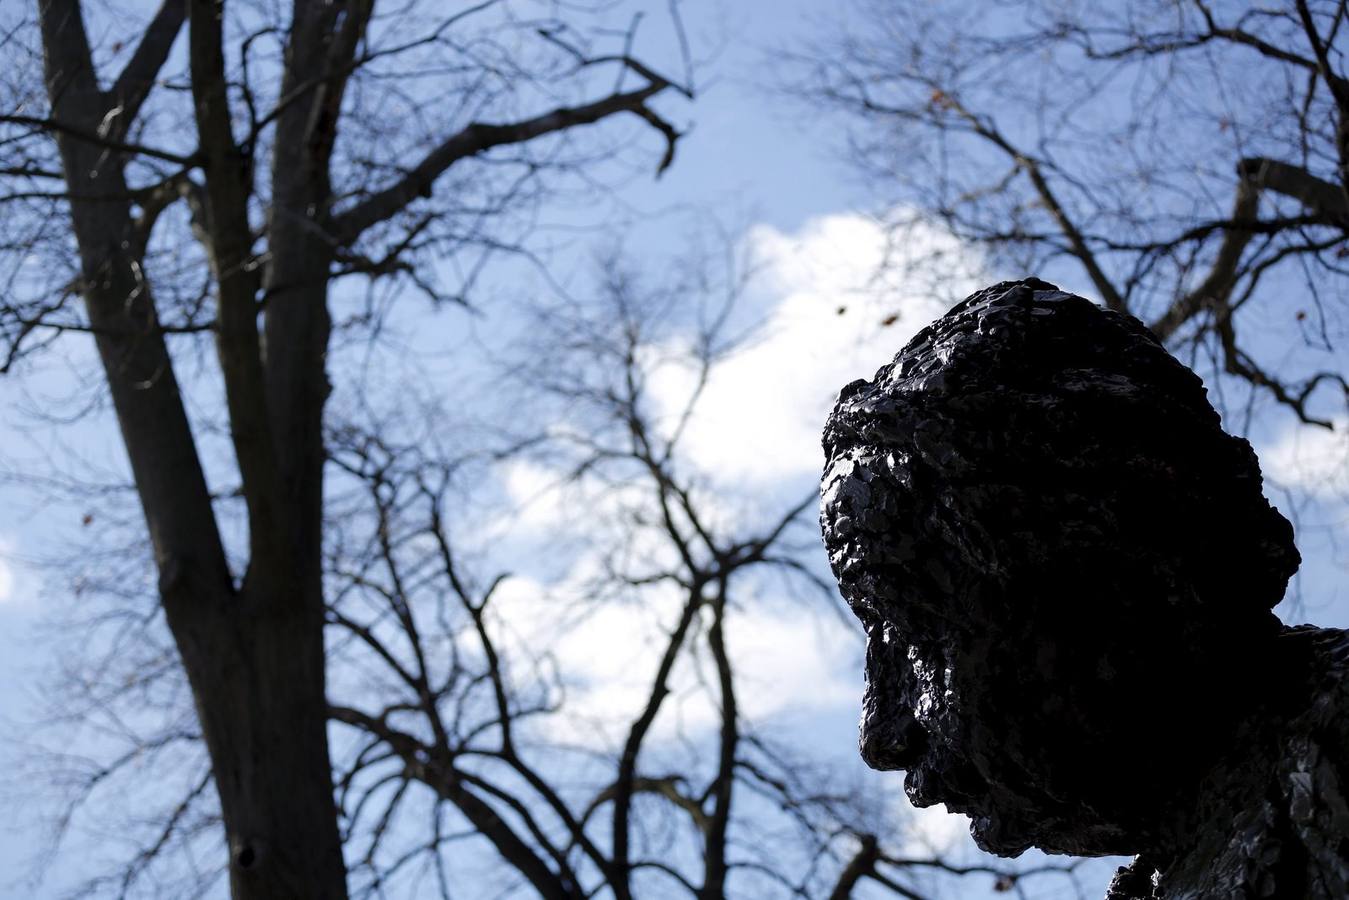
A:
902;767;1051;858
969;815;1033;858
972;807;1141;860
895;733;1144;858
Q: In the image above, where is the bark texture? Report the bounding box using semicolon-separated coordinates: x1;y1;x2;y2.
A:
38;0;347;894
32;0;687;892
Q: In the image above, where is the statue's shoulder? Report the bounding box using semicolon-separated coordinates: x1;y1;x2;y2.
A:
1277;625;1349;763
1109;626;1349;900
1256;626;1349;899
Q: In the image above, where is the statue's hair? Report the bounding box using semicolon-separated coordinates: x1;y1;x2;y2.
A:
820;279;1299;632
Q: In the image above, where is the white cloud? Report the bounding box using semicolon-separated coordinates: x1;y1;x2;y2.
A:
499;209;987;509
901;802;974;857
486;210;988;748
487;571;690;747
0;537;16;605
1258;417;1349;499
487;570;860;749
728;604;857;720
498;458;581;532
647;211;987;484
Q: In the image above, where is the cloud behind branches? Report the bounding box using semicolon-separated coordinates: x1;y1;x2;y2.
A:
491;210;989;752
648;211;987;484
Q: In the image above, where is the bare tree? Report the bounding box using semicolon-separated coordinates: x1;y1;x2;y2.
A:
792;0;1349;431
13;234;1097;898
309;254;1091;899
1;1;690;895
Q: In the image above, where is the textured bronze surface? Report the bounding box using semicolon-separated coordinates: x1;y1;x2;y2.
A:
820;280;1348;898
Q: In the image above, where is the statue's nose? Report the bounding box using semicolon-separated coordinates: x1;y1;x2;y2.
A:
859;710;926;771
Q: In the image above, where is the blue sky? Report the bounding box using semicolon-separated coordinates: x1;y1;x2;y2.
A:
1;1;1347;897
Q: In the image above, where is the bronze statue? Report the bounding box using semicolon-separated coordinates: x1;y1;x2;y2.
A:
819;279;1349;898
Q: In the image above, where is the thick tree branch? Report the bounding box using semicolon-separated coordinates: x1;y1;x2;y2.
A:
454;770;581;895
1295;0;1349;108
0;113;196;166
36;0;101;105
1214;309;1343;429
611;580;705;900
701;580;737;899
941;96;1127;312
332;82;682;242
583;776;709;832
1112;4;1324;71
329;704;574;900
103;0;186;142
828;834;879;900
259;0;362;616
1150;175;1261;341
188;0;282;570
1152;155;1349;344
126;170;205;257
1238;156;1349;226
37;0;230;610
1291;2;1349;242
322;0;375;115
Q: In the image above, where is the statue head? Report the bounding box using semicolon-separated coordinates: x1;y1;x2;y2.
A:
819;279;1300;857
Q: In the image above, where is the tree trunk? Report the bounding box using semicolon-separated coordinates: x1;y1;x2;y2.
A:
187;589;346;900
38;2;349;895
52;152;349;899
47;119;349;900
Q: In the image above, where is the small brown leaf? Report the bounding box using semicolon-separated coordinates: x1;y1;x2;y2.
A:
1296;310;1307;321
880;313;900;327
994;874;1016;892
81;513;94;527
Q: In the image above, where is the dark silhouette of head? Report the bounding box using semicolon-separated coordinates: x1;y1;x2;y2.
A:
819;279;1300;857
